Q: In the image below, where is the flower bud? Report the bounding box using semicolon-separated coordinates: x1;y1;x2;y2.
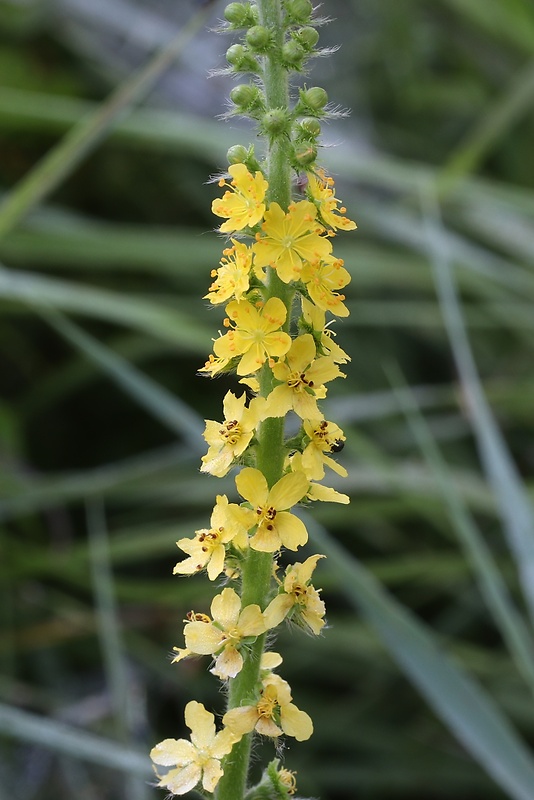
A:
281;40;306;68
293;26;319;51
284;0;312;24
226;144;249;165
296;116;321;139
224;2;256;27
226;44;260;72
261;107;292;138
230;83;264;114
293;141;317;166
246;24;271;52
227;144;261;173
298;86;328;114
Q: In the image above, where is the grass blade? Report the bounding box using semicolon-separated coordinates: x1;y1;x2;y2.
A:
306;516;534;800
0;3;216;239
45;310;204;451
0;703;152;776
87;498;150;800
0;264;210;349
386;364;534;696
440;60;534;194
421;180;534;624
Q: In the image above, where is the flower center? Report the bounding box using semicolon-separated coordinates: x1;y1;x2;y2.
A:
220;419;242;446
257;691;278;719
222;625;241;645
291;583;308;605
287;371;314;391
255;505;277;531
198;527;224;553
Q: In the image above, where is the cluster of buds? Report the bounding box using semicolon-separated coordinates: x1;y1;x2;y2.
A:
222;0;345;172
150;2;356;798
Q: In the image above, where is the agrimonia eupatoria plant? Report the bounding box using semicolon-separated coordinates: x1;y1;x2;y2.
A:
150;1;356;798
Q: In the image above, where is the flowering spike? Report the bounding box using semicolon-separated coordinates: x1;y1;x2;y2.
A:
151;3;356;798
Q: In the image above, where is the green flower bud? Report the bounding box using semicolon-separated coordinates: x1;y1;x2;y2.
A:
227;144;262;173
226;144;249;165
226;44;260;72
297;116;322;138
281;39;306;68
261;107;292;138
224;2;257;27
293;26;319;51
230;83;264;113
293;141;317;166
284;0;312;24
246;24;271;53
298;86;328;114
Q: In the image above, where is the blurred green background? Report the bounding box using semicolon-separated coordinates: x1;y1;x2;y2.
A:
2;0;534;798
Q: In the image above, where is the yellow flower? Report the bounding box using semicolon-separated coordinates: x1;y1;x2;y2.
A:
204;240;258;305
222;674;313;741
265;334;343;420
184;587;266;679
173;495;250;581
287;451;350;505
253;200;332;283
213;297;291;376
212;163;268;233
301;419;347;480
278;768;298;796
301;255;351;317
301;297;351;364
201;391;263;477
306;169;357;232
264;555;326;634
198;352;231;378
150;701;236;795
235;467;309;552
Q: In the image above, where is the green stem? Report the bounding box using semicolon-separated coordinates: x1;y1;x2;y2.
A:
216;2;291;799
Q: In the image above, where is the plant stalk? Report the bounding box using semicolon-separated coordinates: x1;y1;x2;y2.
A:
215;2;291;798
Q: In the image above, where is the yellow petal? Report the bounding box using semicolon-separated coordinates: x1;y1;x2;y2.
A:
261;651;283;670
263;385;293;419
280;704;313;741
186;701;216;749
237;342;266;375
275;512;308;550
308;484;350;504
236;467;268;506
268;471;308;510
287;334;316;372
150;738;195;767
184;622;222;655
292;392;323;420
212;727;240;758
211;587;241;628
164;763;201;796
263;594;293;629
222;390;246;422
293;554;325;585
249;525;281;553
307;357;343;386
206;545;226;581
260;296;288;331
212;645;243;679
223;706;258;736
202;759;224;793
256;717;283;737
238;603;267;637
